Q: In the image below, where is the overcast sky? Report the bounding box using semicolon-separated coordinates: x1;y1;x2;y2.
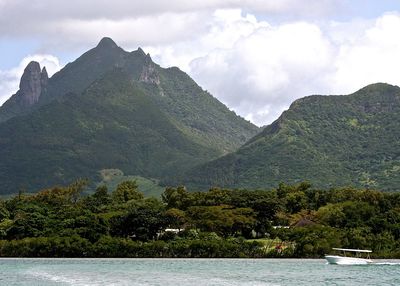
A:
1;0;400;126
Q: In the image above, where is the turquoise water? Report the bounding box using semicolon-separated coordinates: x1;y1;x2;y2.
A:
0;258;399;285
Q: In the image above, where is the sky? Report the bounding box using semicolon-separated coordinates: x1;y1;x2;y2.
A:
1;0;400;126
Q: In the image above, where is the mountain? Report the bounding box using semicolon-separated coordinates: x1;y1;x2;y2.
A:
0;38;259;194
0;62;48;122
183;83;400;191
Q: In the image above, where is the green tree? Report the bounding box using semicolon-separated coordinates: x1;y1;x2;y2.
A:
285;191;307;214
110;198;165;240
112;181;143;203
86;185;111;211
187;205;256;237
165;208;187;229
0;203;10;221
162;186;191;209
6;205;49;239
316;203;345;227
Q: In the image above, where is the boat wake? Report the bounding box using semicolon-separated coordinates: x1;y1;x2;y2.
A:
374;262;400;265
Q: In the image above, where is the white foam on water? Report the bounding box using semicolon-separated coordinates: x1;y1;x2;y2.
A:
27;270;80;285
8;258;399;286
135;277;280;286
26;269;125;286
374;262;400;265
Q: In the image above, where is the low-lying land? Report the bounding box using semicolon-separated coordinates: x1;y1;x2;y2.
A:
0;180;399;258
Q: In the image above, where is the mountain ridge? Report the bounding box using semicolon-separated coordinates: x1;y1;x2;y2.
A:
183;82;400;191
0;37;259;194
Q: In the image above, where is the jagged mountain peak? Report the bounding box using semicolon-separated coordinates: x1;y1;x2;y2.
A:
0;61;49;122
130;47;152;63
23;61;41;73
87;37;126;59
96;37;119;49
18;61;48;105
0;38;260;193
136;47;146;56
41;66;48;76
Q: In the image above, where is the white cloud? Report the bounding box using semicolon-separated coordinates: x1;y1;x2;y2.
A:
189;19;334;124
53;12;206;48
0;55;62;106
144;10;268;71
331;13;400;94
0;0;340;23
144;10;335;125
0;71;18;106
1;3;400;126
0;0;342;54
147;10;400;125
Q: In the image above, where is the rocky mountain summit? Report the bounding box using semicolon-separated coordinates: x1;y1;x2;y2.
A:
0;37;259;194
0;61;48;122
19;61;48;106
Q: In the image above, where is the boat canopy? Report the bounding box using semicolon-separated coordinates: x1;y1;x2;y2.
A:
332;248;372;253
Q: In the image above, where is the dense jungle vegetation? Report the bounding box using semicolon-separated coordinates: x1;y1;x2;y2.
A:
185;83;400;191
0;180;400;258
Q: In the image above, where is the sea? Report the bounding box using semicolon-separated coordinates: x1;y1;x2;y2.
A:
0;258;399;286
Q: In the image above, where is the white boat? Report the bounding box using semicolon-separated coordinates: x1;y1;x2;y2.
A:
325;248;373;265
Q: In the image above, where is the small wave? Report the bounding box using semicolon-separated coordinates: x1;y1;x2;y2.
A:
26;270;114;286
373;262;400;265
28;270;79;285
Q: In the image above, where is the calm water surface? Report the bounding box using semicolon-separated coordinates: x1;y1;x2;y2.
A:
0;258;399;286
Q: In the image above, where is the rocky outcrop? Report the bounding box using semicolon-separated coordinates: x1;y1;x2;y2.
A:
0;61;48;123
18;61;48;106
139;56;160;85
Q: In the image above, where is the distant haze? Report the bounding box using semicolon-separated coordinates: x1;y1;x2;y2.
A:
1;0;400;126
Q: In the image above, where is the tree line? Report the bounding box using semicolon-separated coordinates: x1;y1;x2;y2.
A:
0;180;400;258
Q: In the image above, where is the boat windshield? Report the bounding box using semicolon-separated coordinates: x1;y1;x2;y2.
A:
331;248;372;259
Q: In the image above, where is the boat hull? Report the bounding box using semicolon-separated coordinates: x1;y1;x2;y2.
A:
325;255;372;265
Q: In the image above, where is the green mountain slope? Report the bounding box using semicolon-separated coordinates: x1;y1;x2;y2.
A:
97;169;164;198
0;38;259;194
0;70;221;192
184;83;400;191
1;38;258;151
144;66;257;153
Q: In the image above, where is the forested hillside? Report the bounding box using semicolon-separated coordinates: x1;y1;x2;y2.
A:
184;83;400;191
0;38;259;194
